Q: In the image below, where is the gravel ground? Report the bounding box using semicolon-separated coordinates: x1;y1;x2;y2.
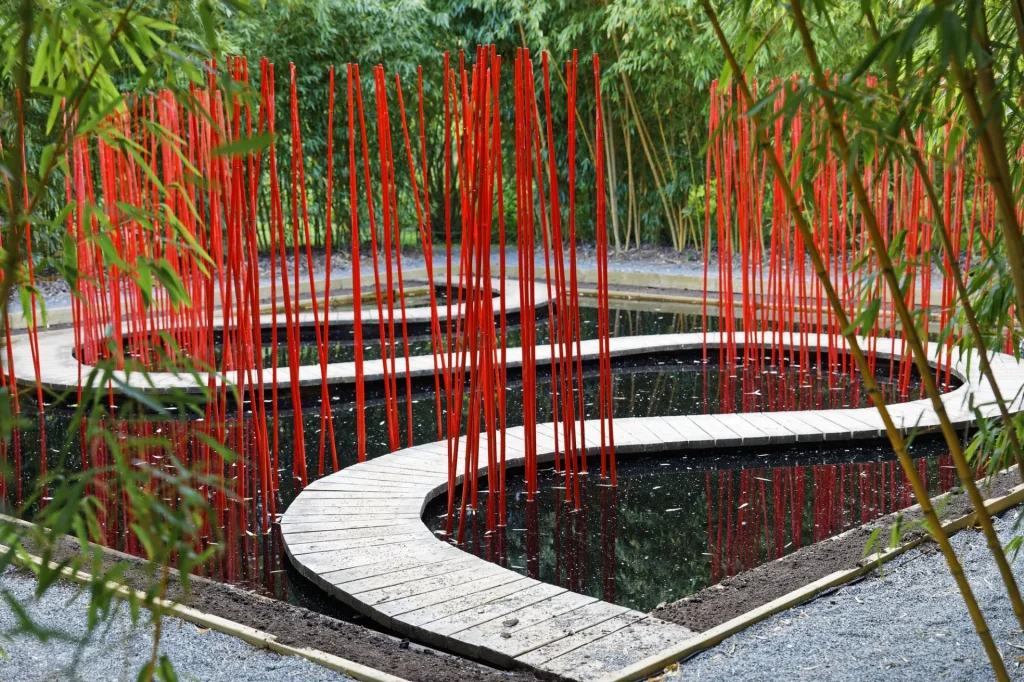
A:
0;566;356;682
657;507;1024;682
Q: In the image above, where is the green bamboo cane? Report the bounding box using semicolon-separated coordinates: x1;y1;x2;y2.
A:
698;3;1010;678
862;7;1024;482
942;1;1024;334
788;0;1024;631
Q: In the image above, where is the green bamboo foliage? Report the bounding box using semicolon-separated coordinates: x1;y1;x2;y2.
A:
699;1;1015;678
785;0;1024;634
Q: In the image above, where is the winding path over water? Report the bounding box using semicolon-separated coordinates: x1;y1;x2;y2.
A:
6;279;548;395
282;332;1024;681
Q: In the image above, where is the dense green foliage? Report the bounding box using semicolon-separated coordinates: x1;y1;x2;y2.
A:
3;0;880;263
224;0;874;252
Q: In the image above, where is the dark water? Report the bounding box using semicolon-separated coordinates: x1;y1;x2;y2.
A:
1;303;958;615
422;440;957;611
256;300;708;367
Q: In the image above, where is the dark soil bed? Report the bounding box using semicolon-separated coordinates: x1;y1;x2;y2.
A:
651;465;1021;632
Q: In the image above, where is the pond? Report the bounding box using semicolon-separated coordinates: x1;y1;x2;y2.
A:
422;439;956;612
1;302;956;615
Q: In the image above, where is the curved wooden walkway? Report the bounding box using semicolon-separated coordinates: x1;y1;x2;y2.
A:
5;279;548;395
282;332;1024;681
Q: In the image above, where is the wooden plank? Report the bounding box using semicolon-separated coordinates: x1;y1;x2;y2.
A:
543;617;694;681
376;570;527;620
733;412;797;444
395;577;541;634
356;562;510;606
712;415;770;446
457;590;597;663
296;542;464;576
687;415;742;447
335;556;481;594
516;610;647;667
475;600;629;666
286;532;432;557
425;582;567;637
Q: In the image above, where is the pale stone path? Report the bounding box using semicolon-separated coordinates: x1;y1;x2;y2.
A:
281;333;1024;681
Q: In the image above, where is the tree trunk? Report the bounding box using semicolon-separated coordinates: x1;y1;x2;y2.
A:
622;106;637;251
603;95;622;254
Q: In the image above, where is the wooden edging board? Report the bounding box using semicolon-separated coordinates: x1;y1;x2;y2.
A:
0;537;411;682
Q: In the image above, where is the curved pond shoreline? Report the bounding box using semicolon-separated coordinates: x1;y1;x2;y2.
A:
281;332;1024;681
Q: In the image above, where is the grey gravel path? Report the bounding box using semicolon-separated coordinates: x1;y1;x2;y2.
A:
660;507;1024;681
0;566;356;682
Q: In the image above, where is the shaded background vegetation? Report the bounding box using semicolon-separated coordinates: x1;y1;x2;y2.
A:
3;0;875;265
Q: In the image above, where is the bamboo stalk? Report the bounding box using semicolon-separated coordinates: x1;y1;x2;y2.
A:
698;4;1011;679
788;0;1024;634
862;7;1024;481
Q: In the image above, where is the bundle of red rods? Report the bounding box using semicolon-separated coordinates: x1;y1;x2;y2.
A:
703;76;1013;396
26;47;616;538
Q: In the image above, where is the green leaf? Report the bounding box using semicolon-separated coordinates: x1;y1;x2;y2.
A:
210;132;272;158
157;655;179;682
62;231;79;291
